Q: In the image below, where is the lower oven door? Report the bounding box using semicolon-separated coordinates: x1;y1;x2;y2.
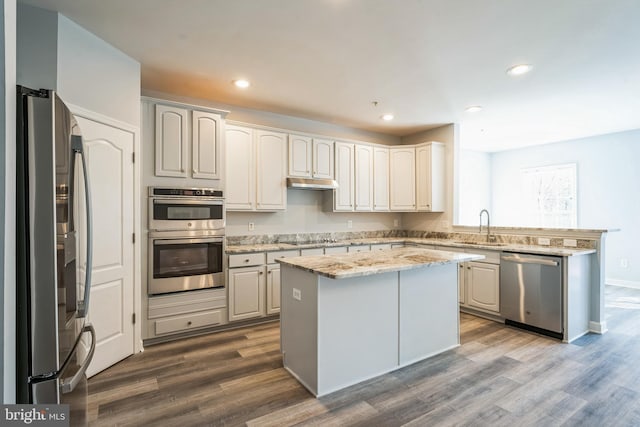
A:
149;236;224;295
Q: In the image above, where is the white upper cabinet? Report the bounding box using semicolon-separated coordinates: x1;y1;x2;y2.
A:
416;142;446;212
191;111;221;179
256;130;287;211
289;135;334;180
155;104;188;177
355;144;374;211
288;134;312;177
226;126;287;211
225;125;255;210
373;146;390;211
389;147;416;211
334;142;355;211
154;103;223;180
312;138;334;179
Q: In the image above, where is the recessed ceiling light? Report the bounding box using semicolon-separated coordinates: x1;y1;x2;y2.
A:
381;114;394;121
464;105;483;113
506;64;532;76
233;79;250;88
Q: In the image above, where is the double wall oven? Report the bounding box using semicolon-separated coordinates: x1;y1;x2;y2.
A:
148;187;225;295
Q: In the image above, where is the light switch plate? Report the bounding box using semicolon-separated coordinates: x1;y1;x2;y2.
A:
563;239;577;247
293;288;302;301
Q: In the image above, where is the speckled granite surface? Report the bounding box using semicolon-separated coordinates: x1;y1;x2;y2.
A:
276;247;484;279
225;233;597;257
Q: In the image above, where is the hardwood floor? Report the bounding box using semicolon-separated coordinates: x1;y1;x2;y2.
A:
88;285;640;426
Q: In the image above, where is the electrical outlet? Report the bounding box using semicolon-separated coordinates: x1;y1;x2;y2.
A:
248;222;255;231
620;258;629;268
538;237;550;246
347;220;353;229
563;239;577;247
293;288;302;301
393;219;399;227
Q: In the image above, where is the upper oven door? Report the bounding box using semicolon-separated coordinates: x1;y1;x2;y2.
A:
149;198;224;231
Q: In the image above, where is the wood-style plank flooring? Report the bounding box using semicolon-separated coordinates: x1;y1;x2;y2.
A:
88;285;640;426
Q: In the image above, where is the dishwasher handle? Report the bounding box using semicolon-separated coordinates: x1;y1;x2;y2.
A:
501;255;559;267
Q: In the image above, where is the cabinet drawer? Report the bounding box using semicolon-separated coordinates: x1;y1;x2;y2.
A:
300;248;324;256
155;309;225;335
266;250;300;264
324;246;348;254
466;249;501;264
148;291;226;319
228;252;266;268
371;243;392;251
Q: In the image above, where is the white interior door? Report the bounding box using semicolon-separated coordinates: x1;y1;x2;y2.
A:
75;115;135;377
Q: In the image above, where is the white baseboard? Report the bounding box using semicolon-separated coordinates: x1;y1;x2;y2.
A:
606;279;640;289
589;321;607;334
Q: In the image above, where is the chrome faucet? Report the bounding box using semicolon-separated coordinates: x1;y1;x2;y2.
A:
479;209;493;242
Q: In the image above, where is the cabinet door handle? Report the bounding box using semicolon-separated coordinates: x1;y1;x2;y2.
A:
268;271;272;274
467;266;471;270
187;321;192;326
244;259;250;263
259;271;264;275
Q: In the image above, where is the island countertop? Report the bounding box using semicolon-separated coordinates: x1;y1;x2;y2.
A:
276;247;484;279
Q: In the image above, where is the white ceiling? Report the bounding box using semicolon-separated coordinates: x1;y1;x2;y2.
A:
19;0;640;152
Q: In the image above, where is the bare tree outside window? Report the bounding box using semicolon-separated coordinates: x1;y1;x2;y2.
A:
521;163;577;228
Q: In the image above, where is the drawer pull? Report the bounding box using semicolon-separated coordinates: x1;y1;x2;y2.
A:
244;259;250;263
187;321;192;326
259;271;264;275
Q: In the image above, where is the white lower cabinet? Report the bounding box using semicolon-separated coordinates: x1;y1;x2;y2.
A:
147;288;227;338
466;261;500;313
227;250;299;321
266;264;281;315
228;265;266;321
434;246;500;312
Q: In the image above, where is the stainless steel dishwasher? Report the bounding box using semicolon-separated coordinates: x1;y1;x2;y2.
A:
500;253;563;339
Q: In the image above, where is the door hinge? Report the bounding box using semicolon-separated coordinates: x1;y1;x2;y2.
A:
132;313;136;324
132;233;135;244
132;152;135;163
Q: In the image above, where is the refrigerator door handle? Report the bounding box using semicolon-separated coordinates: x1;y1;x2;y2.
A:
72;135;93;318
60;324;95;395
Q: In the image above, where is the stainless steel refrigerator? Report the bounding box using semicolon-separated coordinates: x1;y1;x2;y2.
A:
16;86;96;425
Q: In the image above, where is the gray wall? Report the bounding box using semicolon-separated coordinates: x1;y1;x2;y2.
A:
2;0;16;404
17;4;141;127
488;129;640;286
458;150;492;226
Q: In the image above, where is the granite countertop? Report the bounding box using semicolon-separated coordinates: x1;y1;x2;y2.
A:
225;237;596;257
276;247;484;279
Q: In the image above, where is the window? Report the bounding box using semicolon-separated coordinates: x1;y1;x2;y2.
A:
521;163;577;228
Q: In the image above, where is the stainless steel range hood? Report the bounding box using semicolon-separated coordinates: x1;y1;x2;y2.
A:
286;177;339;190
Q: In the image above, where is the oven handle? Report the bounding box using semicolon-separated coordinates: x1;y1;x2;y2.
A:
153;199;223;206
153;238;223;245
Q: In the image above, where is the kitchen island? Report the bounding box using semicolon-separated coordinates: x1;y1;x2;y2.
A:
277;247;483;397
